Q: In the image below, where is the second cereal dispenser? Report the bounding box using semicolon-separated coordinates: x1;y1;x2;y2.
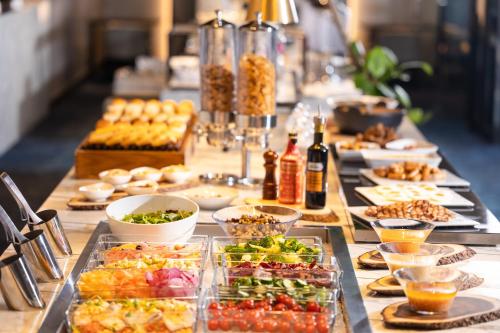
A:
236;12;278;185
198;10;237;148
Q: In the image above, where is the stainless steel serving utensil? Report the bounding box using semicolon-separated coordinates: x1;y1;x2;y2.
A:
0;205;63;281
0;253;45;310
0;172;72;256
32;209;72;256
0;172;43;224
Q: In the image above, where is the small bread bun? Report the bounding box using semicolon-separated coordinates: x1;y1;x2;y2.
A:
177;100;195;115
161;99;177;115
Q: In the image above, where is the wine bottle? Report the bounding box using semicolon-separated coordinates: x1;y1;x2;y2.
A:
305;114;328;209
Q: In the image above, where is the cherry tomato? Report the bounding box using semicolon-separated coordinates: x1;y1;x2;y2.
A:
283;311;296;321
209;309;222;318
294;322;306;332
240;300;255;310
292;304;304;312
264;319;278;332
306;301;321;312
207;319;218;331
275;294;287;304
305;325;317;333
209;302;222;310
226;300;236;308
253;321;265;332
317;321;330;333
237;319;251;331
273;303;287;311
279;321;291;333
283;297;297;308
219;318;232;331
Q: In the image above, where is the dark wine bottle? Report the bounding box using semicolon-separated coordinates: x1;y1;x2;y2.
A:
305;113;328;209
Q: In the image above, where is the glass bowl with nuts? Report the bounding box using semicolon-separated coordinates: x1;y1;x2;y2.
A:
213;205;301;238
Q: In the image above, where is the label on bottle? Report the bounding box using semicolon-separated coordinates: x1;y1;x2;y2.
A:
306;170;323;192
307;162;323;172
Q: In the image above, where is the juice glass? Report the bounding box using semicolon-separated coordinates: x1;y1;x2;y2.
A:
371;219;435;243
376;242;444;274
393;266;462;315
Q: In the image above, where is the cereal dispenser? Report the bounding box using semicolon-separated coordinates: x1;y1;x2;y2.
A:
197;11;278;186
235;12;278;184
198;10;237;147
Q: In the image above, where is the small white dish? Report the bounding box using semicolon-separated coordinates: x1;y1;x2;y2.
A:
130;167;163;182
335;141;380;162
183;186;238;210
161;165;192;183
99;169;132;185
122;180;159;195
79;182;115;202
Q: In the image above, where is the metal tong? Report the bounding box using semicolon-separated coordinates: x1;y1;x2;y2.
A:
0;204;63;282
0;172;72;256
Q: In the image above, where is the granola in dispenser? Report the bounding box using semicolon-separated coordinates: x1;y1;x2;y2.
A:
237;54;275;116
201;64;234;113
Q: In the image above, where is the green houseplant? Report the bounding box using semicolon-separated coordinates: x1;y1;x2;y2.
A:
350;41;433;125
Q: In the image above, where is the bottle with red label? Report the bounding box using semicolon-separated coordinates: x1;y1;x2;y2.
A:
278;132;304;204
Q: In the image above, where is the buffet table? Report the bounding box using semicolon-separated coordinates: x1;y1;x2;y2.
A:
1;112;500;333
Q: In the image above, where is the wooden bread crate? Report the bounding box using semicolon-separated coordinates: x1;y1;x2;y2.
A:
75;119;195;179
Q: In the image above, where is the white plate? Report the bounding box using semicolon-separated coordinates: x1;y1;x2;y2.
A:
335;141;380;161
348;206;479;228
182;186;238;210
385;139;439;154
359;169;470;187
361;150;442;168
355;185;475;207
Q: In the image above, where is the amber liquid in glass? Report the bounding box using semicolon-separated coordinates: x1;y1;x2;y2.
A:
406;281;457;314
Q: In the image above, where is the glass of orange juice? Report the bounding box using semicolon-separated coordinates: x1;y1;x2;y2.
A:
393;266;461;315
370;219;435;243
376;242;444;274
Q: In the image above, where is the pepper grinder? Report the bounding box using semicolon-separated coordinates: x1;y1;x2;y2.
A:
262;149;278;200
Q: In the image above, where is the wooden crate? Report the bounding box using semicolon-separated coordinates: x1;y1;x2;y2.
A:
75;121;195;179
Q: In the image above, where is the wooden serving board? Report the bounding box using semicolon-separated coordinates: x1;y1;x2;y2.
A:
358;244;476;269
67;192;128;210
382;296;500;330
368;272;484;296
244;198;340;223
74;118;195;179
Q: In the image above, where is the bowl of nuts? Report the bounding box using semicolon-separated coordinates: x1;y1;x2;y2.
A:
213;205;301;238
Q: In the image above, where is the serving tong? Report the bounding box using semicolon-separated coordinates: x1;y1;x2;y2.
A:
0;172;72;256
0;204;62;282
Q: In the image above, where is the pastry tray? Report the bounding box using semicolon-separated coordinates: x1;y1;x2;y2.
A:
359;168;471;188
348;206;480;228
38;222;372;333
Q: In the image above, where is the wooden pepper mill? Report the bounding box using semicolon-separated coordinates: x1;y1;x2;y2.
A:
263;149;278;200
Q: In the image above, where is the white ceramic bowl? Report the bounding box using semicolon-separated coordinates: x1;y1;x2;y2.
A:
79;182;115;202
130;167;163;182
106;194;199;242
122;180;159;195
161;165;192;183
99;169;132;185
183;186;238;210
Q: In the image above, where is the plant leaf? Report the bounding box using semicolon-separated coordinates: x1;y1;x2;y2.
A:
366;47;392;79
399;61;434;75
375;82;396;99
393;84;411;108
407;107;433;125
354;72;378;95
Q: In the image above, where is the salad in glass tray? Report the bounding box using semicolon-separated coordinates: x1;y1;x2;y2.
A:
68;297;197;333
77;257;204;299
211;235;324;267
90;234;208;264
